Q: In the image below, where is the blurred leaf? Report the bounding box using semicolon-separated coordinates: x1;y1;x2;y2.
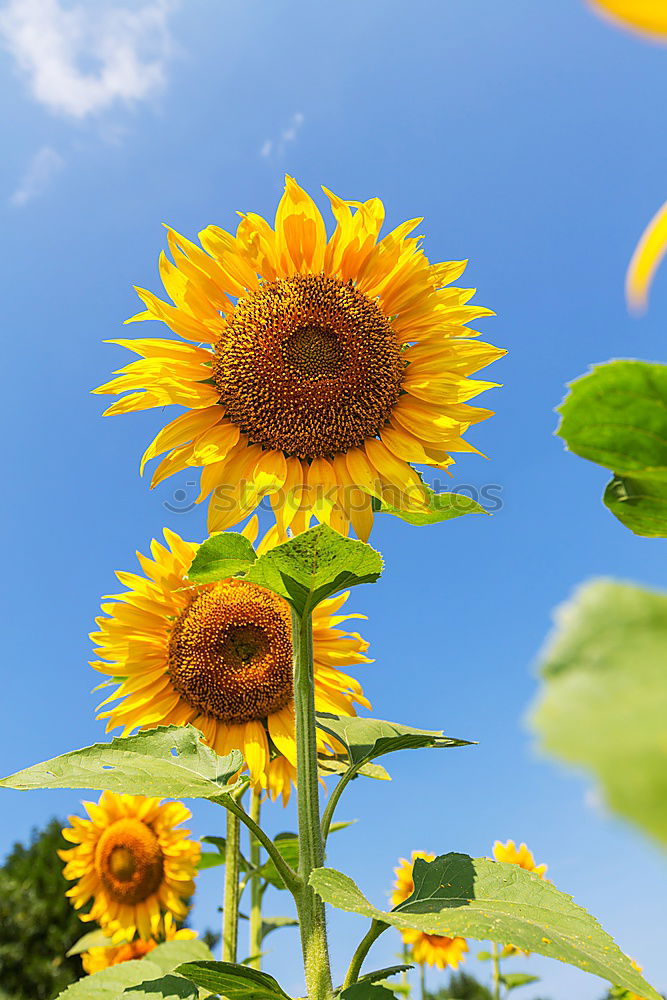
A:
260;916;299;942
310;855;659;998
242;524;383;616
0;726;243;800
175;961;291;1000
499;973;540;990
146;940;213;974
557;360;667;536
66;929;113;957
187;532;257;583
531;578;667;846
56;959;163;998
375;484;485;526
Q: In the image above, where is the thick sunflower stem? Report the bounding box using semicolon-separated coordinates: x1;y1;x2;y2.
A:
291;607;334;1000
248;788;263;970
222;809;241;962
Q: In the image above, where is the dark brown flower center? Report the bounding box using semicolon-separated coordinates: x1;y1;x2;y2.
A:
96;818;164;905
213;274;405;459
167;580;293;724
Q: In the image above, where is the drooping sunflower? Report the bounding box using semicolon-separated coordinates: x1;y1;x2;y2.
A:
82;915;196;974
391;852;468;971
91;520;371;803
60;792;200;944
94;177;503;541
492;840;547;878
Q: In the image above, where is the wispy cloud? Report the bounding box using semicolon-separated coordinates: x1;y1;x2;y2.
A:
260;112;305;159
9;145;64;206
0;0;174;119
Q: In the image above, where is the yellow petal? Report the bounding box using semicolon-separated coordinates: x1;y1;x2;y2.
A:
626;198;667;312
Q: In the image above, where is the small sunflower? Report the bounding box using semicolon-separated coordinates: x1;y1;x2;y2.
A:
82;915;196;974
60;792;200;943
391;852;468;971
91;520;371;802
590;1;667;40
492;840;547;878
94;177;503;541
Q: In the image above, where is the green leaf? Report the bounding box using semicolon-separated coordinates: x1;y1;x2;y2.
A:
260;916;299;941
187;532;257;583
145;940;214;974
175;961;291;1000
123;975;198;1000
315;714;472;768
258;832;300;888
241;524;383;616
56;960;163;998
531;579;667;847
375;484;486;526
309;855;659;999
66;929;113;957
499;973;540;990
354;966;413;986
476;951;492;962
318;756;390;781
0;725;243;800
200;836;252;872
339;985;397;1000
557;360;667;536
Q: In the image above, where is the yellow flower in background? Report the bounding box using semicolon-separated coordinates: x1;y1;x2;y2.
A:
82;916;196;974
90;520;372;802
492;839;548;877
589;1;667;40
94;176;503;541
60;792;200;943
392;852;468;970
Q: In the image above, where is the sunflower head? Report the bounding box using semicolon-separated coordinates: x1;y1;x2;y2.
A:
91;520;372;804
60;791;200;943
492;839;547;878
95;177;504;540
392;851;468;971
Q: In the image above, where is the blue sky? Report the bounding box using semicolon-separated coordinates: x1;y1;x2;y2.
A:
1;0;667;996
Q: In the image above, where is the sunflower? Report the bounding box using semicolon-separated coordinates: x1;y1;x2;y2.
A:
391;852;468;971
82;915;196;974
590;1;667;41
492;840;547;877
91;520;372;803
94;177;503;541
60;792;200;944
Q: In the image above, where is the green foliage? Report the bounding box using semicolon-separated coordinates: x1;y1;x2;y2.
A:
338;985;397;1000
56;959;164;998
500;973;540;991
0;725;243;800
0;818;85;1000
242;524;383;616
123;975;198;1000
425;970;494;1000
353;966;412;987
557;360;667;536
66;930;113;957
374;483;486;526
144;940;213;974
175;960;291;999
531;579;667;846
187;531;257;582
316;714;472;767
309;855;658;998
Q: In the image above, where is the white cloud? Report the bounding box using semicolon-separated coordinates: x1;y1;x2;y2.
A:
261;111;305;158
0;0;174;119
9;145;64;206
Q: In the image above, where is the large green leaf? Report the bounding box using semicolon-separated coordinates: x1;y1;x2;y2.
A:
242;524;383;616
175;961;291;1000
56;960;163;998
187;532;257;583
0;725;243;800
557;360;667;536
145;939;214;974
315;714;472;767
531;579;667;846
374;484;486;526
310;855;659;999
123;975;198;1000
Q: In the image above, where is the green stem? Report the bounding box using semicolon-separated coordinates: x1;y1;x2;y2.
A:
491;941;501;1000
342;919;388;988
222;808;241;962
248;788;263;970
292;607;334;1000
419;962;426;1000
321;764;360;842
216;793;300;895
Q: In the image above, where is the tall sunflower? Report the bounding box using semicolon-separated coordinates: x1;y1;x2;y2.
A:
82;915;196;974
391;852;468;971
94;178;503;540
91;521;371;802
60;792;200;944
